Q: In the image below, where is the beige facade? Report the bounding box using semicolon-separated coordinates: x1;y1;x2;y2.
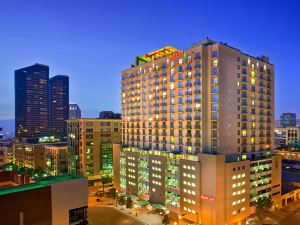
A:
45;144;69;176
286;126;299;145
274;126;299;146
121;39;273;155
116;39;279;225
13;143;47;170
67;119;121;178
13;143;69;174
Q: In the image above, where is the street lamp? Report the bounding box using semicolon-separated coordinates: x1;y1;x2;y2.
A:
134;204;138;217
115;190;119;207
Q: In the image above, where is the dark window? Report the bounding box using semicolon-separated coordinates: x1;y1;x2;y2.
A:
69;206;88;225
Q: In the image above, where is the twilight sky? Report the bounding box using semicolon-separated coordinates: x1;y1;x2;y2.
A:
0;0;299;120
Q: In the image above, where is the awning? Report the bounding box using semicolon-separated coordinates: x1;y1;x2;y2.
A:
138;200;150;206
151;203;165;209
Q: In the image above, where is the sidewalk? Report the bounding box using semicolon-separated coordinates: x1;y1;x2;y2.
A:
115;205;163;225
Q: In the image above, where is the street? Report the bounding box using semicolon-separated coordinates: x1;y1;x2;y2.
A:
88;206;145;225
280;208;300;225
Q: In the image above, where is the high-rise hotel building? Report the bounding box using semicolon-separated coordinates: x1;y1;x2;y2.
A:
113;39;281;225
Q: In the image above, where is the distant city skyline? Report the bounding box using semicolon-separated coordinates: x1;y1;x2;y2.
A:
0;0;300;120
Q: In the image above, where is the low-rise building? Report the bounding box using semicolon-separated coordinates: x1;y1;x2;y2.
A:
0;145;9;166
274;126;300;147
286;126;300;146
13;143;47;170
113;145;282;224
13;142;69;174
0;172;88;225
45;144;69;176
0;127;3;140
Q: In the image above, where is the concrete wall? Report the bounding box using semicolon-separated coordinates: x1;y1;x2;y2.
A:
198;154;226;225
271;154;282;208
113;144;121;190
51;177;88;225
148;154;167;204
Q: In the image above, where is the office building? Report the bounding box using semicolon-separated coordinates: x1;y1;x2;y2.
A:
280;113;297;128
0;172;88;225
114;39;281;225
99;111;121;119
67;118;121;183
15;64;49;138
69;103;81;119
49;75;69;138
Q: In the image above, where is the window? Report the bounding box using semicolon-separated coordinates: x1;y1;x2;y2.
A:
212;104;219;111
69;207;88;224
212;51;218;58
212;77;218;84
212;94;219;102
212;68;218;75
212;112;219;120
212;59;218;67
212;86;219;93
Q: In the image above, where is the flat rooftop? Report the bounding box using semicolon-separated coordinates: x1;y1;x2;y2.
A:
0;174;85;196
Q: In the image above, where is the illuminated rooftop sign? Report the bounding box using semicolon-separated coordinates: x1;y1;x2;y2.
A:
135;46;179;66
200;194;215;202
169;50;185;59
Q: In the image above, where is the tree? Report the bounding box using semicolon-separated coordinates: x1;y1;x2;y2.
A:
126;196;133;209
0;162;18;171
118;195;126;205
108;188;117;198
101;175;112;194
256;196;272;218
162;214;170;225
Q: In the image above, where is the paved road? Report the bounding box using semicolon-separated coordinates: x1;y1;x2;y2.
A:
280;208;300;225
88;206;145;225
